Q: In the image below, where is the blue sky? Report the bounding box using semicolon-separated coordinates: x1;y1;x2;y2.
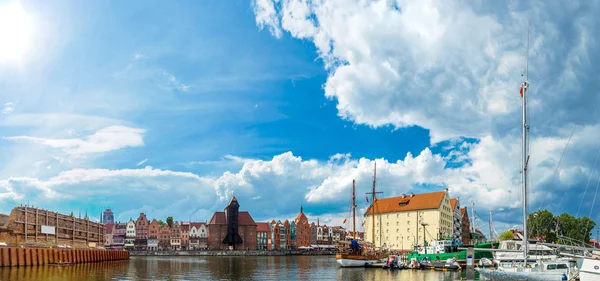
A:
1;0;600;240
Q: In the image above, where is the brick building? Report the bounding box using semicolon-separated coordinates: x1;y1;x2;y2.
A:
207;197;257;250
159;224;171;249
256;222;270;250
294;206;310;247
460;207;471;245
148;219;160;250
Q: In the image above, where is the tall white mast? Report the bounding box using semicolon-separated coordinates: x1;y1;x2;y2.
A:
521;20;531;267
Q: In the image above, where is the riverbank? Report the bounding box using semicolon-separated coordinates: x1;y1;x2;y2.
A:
128;250;336;256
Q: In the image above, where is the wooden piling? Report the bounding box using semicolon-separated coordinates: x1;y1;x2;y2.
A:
31;249;37;266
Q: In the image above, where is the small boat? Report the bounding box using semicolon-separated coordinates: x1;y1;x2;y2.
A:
419;257;461;271
420;261;461;271
382;255;404;270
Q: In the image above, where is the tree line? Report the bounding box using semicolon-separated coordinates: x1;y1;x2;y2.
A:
498;210;596;244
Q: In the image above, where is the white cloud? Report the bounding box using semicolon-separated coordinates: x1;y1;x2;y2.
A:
162;71;190;92
251;0;600;144
2;139;598;228
1;102;14;115
134;53;146;60
136;158;148;166
252;0;282;38
5;125;145;155
179;84;190;91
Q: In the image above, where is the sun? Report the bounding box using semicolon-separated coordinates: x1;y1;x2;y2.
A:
0;2;33;62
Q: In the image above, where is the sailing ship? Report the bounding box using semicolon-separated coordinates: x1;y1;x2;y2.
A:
335;178;384;267
477;24;571;281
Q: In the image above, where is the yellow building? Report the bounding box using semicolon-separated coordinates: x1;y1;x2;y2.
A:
364;189;454;251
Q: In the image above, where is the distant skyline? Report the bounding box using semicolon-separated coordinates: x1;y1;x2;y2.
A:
2;0;600;240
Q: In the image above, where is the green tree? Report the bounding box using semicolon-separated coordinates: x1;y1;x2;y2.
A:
166;216;173;228
157;220;165;226
69;212;74;217
557;213;596;243
528;210;557;243
498;230;514;241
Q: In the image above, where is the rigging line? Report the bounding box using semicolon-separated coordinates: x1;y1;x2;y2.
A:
584;169;600;243
537;71;600;211
576;149;600;217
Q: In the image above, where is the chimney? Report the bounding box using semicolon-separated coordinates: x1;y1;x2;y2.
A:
445;188;449;193
410;193;414;197
402;194;406;198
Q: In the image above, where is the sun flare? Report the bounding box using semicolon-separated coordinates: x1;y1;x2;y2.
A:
0;2;33;62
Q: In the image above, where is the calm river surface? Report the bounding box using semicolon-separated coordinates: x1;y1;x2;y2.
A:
0;256;473;281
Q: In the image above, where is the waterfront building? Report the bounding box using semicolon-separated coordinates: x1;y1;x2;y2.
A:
135;213;149;250
364;189;453;251
346;230;364;241
103;209;114;224
290;221;297;248
147;219;160;250
269;219;291;250
190;222;208;249
104;223;115;247
170;221;181;250
125;219;136;249
207;197;257;250
113;222;126;249
294;206;311;247
316;223;332;245
460;207;471;245
158;224;171;250
269;220;280;250
135;213;149;239
331;226;346;242
472;229;486;244
180;222;190;250
450;198;462;244
256;222;270;250
309;222;317;245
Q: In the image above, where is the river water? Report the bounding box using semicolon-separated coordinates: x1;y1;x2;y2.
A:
0;256;471;281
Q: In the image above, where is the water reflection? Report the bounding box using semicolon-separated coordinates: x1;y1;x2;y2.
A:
0;256;466;281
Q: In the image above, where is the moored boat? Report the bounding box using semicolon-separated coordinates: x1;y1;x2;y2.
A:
336;179;385;267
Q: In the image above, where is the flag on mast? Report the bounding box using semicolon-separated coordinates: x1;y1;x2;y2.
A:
520;85;524;97
366;196;369;203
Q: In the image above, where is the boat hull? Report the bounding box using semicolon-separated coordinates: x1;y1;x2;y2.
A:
336;258;380;267
407;250;494;264
336;253;381;267
476;268;566;281
580;258;600;281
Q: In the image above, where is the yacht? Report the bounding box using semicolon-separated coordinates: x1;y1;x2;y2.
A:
493;239;558;267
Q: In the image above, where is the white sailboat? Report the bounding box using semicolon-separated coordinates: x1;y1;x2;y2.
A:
477;24;568;281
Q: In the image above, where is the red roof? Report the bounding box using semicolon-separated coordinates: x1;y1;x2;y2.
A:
190;222;206;229
256;222;270;232
295;212;308;224
450;198;458;211
208;211;256;226
365;191;446;215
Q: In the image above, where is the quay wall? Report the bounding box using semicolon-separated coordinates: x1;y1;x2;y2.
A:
129;250;336;256
0;248;128;267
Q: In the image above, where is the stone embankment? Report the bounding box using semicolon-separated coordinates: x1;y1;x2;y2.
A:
129;250;336;256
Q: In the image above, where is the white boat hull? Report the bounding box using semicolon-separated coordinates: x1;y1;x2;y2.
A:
477;268;566;281
580;258;600;281
336;258;380;267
